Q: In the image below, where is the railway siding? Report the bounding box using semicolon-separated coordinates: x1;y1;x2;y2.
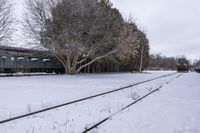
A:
0;72;179;131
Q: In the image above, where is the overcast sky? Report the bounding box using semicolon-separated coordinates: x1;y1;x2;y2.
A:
111;0;200;60
14;0;200;60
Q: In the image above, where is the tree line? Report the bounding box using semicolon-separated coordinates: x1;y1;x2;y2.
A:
148;54;178;70
24;0;150;74
0;0;150;74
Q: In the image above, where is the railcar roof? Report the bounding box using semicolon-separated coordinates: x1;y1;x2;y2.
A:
0;45;46;53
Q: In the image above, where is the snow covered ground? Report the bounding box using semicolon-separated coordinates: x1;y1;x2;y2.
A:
0;71;171;120
95;72;200;133
0;71;199;133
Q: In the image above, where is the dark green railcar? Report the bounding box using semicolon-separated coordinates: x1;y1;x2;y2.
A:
176;58;189;72
194;63;200;73
0;46;65;74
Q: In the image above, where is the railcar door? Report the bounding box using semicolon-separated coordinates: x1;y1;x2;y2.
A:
0;56;6;72
16;57;24;73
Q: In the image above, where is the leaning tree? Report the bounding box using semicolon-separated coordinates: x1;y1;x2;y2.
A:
25;0;150;74
25;0;126;74
0;0;13;44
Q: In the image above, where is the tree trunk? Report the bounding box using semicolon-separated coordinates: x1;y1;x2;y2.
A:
139;44;144;72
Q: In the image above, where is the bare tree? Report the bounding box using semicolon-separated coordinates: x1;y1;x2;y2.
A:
149;54;177;70
25;0;124;74
137;31;149;72
0;0;13;44
118;20;140;63
23;0;53;47
117;18;149;72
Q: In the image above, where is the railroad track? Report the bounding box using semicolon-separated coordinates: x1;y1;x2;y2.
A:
83;73;183;133
0;72;178;125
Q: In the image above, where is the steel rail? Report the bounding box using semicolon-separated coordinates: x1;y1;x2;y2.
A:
82;74;183;133
0;72;178;124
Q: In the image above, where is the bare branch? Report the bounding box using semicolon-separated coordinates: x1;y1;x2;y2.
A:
75;49;118;73
0;0;13;43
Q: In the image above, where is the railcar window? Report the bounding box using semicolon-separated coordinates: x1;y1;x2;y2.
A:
1;56;6;59
17;57;24;60
11;57;15;61
42;59;50;62
31;58;38;61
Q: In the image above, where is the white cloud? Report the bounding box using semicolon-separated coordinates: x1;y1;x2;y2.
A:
111;0;200;60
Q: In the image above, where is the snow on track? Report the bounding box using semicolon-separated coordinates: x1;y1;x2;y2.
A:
0;71;181;133
0;72;177;124
83;74;182;133
0;71;173;120
94;72;200;133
